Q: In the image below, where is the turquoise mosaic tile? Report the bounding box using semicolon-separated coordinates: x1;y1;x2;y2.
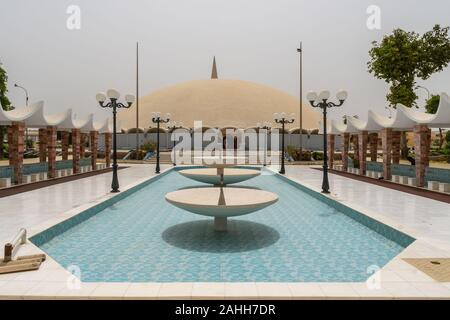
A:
31;167;414;283
23;162;48;175
0;165;13;179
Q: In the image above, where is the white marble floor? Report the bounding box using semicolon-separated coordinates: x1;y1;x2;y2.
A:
0;164;170;243
1;164;450;299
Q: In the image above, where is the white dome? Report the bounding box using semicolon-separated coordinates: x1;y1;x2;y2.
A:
118;79;321;130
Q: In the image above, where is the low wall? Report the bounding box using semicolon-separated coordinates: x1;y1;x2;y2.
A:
363;161;450;184
98;133;342;151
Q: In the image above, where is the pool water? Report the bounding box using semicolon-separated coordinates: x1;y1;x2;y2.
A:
34;169;413;282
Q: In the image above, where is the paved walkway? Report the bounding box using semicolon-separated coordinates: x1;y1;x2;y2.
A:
1;164;450;298
0;164;170;243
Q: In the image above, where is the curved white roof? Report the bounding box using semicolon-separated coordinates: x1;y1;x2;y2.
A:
326;93;450;134
0;100;112;133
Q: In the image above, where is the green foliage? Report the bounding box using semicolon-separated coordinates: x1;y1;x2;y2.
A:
25;139;33;149
312;151;324;161
0;63;12;111
446;131;450;144
425;94;441;114
141;140;156;152
368;25;450;108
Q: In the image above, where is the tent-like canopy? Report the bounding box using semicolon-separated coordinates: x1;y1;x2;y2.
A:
326;93;450;133
0;100;112;133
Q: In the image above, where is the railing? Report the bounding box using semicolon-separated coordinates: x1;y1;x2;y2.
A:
3;228;27;262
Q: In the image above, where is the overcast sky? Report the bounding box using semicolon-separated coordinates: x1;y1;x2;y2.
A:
1;0;449;123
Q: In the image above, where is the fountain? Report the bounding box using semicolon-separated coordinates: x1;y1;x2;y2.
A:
165;157;278;231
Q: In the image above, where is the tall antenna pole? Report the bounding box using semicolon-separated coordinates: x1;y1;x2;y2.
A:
297;42;303;160
136;42;140;159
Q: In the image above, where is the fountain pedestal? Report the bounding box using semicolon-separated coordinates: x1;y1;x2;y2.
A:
165;187;278;231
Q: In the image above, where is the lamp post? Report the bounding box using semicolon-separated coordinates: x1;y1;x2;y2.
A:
306;90;348;193
297;42;303;160
96;89;135;193
152;112;170;173
257;121;271;166
14;84;30;147
273;113;295;174
167;121;183;166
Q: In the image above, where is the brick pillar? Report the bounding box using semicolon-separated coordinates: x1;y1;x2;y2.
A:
358;131;368;176
8;122;25;184
47;126;57;179
392;131;401;164
369;133;378;162
342;133;350;171
426;129;431;168
90;131;98;170
80;133;86;158
352;135;359;163
414;125;430;187
61;131;70;160
104;132;112;168
327;134;335;169
38;128;47;163
381;128;392;181
72;129;81;173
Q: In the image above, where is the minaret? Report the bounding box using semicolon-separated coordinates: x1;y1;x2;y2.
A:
211;56;218;79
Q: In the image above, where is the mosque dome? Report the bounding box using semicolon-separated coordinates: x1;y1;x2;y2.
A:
118;58;321;131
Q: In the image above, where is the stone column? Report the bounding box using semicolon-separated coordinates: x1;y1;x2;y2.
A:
61;131;70;160
352;134;359;164
90;131;98;170
72;129;81;173
381;128;393;181
47;126;57;179
80;133;86;159
327;134;335;169
8;122;25;184
414;125;430;187
342;133;350;171
369;133;378;162
426;129;432;168
358;131;368;176
38;128;47;163
392;131;401;164
104;132;112;168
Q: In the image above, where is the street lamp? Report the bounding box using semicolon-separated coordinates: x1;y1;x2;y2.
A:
14;84;29;106
167;121;183;166
307;90;347;193
257;121;271;166
273;112;295;174
14;83;30;147
96;89;135;193
152;112;170;173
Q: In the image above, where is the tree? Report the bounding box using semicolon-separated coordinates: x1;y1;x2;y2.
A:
425;94;445;150
0;62;13;159
368;24;450;157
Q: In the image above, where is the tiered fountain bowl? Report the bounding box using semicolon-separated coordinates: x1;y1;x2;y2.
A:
165;156;278;231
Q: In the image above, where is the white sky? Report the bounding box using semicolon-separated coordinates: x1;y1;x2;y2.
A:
1;0;449;123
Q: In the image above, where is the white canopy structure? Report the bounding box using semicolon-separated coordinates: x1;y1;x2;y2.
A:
318;92;450;189
0;100;112;133
327;93;450;133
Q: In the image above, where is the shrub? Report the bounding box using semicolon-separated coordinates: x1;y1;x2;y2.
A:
312;151;324;161
141;140;156;152
286;146;312;161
